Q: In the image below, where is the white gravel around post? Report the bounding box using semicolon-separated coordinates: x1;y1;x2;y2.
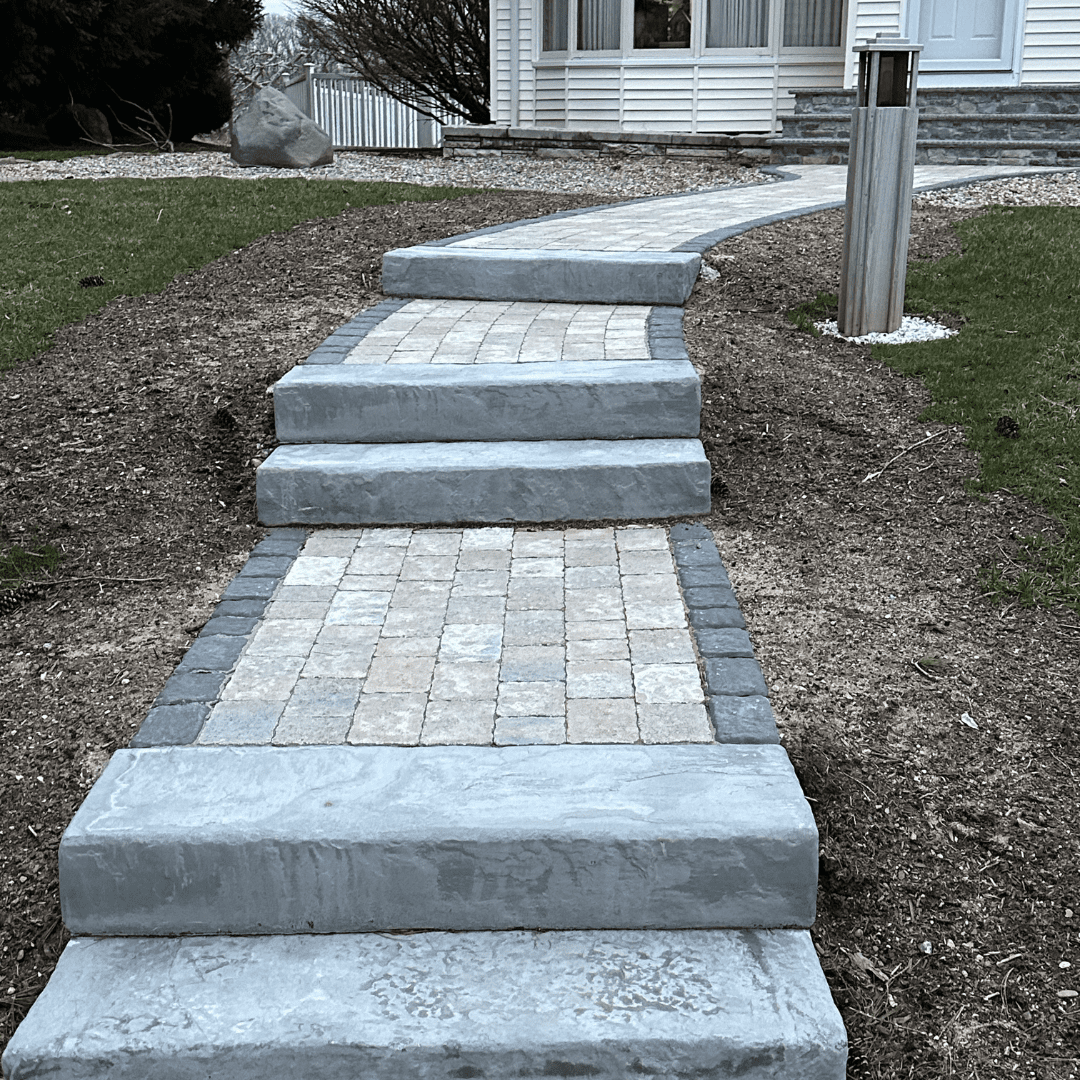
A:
913;170;1080;208
815;316;958;346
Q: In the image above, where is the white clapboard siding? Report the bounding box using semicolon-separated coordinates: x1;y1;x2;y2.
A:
695;62;776;130
1021;0;1080;82
566;64;624;126
622;65;697;129
534;66;569;124
844;0;903;86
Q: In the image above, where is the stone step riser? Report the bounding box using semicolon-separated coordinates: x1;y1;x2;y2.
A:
255;439;711;525
60;744;818;936
382;246;702;305
2;930;848;1080
274;360;702;443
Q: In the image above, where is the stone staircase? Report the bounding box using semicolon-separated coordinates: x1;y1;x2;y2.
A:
256;244;711;525
770;85;1080;167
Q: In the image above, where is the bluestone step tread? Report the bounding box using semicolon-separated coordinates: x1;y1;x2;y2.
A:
274;359;701;443
256;439;711;525
60;744;818;935
381;246;702;305
3;930;848;1080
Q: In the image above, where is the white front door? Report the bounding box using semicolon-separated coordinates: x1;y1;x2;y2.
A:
910;0;1022;74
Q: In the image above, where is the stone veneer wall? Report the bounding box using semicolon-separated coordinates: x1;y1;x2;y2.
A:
442;126;772;167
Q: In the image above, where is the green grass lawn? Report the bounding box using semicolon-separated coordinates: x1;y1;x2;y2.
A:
0;176;479;375
880;205;1080;611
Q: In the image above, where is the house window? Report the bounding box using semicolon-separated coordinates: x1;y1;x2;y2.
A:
579;0;622;49
783;0;843;47
634;0;692;49
544;0;570;50
705;0;769;48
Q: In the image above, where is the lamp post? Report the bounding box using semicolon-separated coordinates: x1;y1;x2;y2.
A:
838;32;923;337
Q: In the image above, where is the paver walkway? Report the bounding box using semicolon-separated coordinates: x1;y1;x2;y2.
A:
6;161;1061;1080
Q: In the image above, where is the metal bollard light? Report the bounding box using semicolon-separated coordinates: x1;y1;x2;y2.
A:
838;32;924;337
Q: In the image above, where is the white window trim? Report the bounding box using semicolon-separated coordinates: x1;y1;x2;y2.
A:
537;0;848;59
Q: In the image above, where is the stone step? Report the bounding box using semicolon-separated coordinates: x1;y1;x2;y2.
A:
3;929;848;1080
60;744;818;936
382;245;702;305
273;360;702;443
770;136;1080;167
255;439;710;525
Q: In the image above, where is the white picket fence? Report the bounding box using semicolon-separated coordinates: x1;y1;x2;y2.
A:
284;67;446;149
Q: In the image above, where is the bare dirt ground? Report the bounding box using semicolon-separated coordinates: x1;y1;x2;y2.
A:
689;206;1080;1079
1;191;1078;1078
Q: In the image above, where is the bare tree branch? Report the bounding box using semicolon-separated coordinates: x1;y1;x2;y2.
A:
296;0;489;124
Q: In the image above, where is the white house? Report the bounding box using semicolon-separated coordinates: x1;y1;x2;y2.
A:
487;0;1080;135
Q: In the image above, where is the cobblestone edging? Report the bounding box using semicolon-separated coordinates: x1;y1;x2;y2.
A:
130;524;777;749
302;299;411;365
130;529;309;746
646;307;688;361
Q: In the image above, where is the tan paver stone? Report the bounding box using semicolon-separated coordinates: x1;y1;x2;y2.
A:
563;542;618;567
451;570;510;596
421;700;494;745
565;588;624;622
221;654;305;700
430;660;500;700
456;549;511;571
338;574;400;592
567;699;639;743
390;580;453;608
302;535;358;557
634;663;704;704
375;636;441;657
380;608;450;637
445;595;507;624
497;681;565;717
564;565;620;589
566;620;625;640
638;703;713;744
400;556;458;580
347;548;406;576
567;660;633;699
624;601;687;630
500;645;565;682
510;557;564;578
281;557;349;588
439;623;503;660
363;655;436;694
198;701;283;744
246;620;321;657
407;531;462;556
620;574;682;603
348;693;425;745
494;715;566;745
511;534;563;557
503;609;564;646
302;643;375;679
315;624;381;647
506;579;564;610
461;527;515;549
263;601;331;621
325;591;392;626
273;585;336;604
567;637;629;662
619;549;675;575
628;629;696;665
615;527;670;551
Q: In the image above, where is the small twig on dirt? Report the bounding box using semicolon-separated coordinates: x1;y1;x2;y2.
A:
862;430;948;484
21;576;166;587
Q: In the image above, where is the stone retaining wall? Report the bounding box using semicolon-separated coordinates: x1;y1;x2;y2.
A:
443;126;772;166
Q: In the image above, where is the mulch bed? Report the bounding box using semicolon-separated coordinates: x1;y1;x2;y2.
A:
1;188;1078;1079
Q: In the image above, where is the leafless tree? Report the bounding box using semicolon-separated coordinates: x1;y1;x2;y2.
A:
296;0;489;124
227;14;341;115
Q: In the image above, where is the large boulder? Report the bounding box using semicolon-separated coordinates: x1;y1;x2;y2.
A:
45;104;112;147
230;87;334;169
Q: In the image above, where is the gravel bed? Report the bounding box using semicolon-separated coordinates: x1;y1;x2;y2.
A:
815;315;958;345
0;148;771;198
913;168;1080;208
